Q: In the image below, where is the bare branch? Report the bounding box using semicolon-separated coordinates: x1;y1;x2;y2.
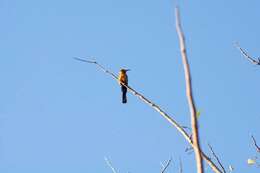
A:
251;135;260;153
74;57;222;173
228;165;234;172
74;57;96;64
175;6;204;173
234;43;260;65
179;157;183;173
208;144;226;173
182;126;191;131
104;157;119;173
185;146;194;154
74;58;190;139
161;158;172;173
74;57;118;79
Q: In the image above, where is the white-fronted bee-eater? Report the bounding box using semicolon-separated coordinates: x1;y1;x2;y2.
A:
118;69;130;103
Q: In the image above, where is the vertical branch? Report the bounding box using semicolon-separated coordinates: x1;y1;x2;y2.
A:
175;7;204;173
179;158;183;173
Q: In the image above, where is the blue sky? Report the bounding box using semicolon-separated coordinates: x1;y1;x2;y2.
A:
0;0;259;172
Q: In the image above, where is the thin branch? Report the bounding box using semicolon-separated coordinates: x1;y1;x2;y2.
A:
160;158;172;173
104;157;119;173
208;144;226;173
251;135;260;153
182;126;191;131
74;57;96;64
175;7;204;173
74;57;222;173
179;157;183;173
185;146;194;154
74;57;118;79
228;165;234;172
235;43;260;65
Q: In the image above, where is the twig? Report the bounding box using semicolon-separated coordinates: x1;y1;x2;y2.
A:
235;43;260;65
185;146;194;154
175;6;204;173
179;157;183;173
74;57;96;64
74;57;222;173
74;57;118;79
104;157;119;173
251;135;260;153
208;144;226;173
228;165;234;172
161;158;172;173
182;126;191;131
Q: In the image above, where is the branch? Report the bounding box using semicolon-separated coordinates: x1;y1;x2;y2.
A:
104;157;119;173
175;7;204;173
235;43;260;65
74;57;222;173
185;146;194;154
160;158;172;173
179;158;183;173
74;57;118;79
251;135;260;153
208;144;226;173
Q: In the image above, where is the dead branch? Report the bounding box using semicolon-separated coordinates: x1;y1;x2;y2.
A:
160;158;172;173
74;57;118;79
74;57;222;173
175;7;204;173
185;146;193;154
208;143;226;173
179;157;183;173
251;135;260;153
228;165;234;172
235;43;260;65
104;157;119;173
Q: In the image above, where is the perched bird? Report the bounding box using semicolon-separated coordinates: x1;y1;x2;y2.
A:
118;69;130;103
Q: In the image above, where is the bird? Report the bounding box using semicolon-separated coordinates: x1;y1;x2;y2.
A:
118;69;130;103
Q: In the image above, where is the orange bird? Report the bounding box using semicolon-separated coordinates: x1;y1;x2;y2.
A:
118;69;130;103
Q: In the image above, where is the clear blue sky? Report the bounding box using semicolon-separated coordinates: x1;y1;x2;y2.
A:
0;0;259;172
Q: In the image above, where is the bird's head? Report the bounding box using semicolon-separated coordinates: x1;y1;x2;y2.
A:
120;69;130;73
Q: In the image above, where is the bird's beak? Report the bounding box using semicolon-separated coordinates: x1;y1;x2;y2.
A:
125;69;131;72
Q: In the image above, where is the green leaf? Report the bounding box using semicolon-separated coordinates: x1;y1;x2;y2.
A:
196;110;201;118
247;158;256;165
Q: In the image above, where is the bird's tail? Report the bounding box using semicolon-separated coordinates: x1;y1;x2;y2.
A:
121;86;127;104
